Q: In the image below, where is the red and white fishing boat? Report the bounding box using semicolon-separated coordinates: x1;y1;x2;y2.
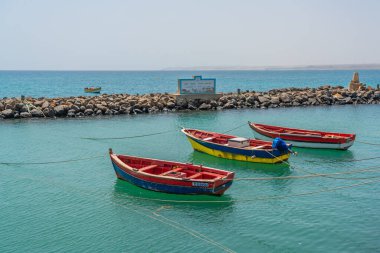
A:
109;149;234;195
248;122;356;150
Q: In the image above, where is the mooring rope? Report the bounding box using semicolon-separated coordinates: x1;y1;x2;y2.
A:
355;140;380;146
306;155;380;164
0;154;106;166
114;178;380;204
222;122;248;134
233;165;380;181
262;149;380;181
148;208;235;252
81;130;175;140
1;171;235;253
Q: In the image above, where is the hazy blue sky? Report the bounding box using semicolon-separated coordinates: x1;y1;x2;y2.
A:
0;0;379;70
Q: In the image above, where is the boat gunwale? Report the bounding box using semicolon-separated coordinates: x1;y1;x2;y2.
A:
181;128;276;152
110;153;233;183
249;122;356;141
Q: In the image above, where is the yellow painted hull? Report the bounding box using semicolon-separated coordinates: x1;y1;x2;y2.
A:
187;137;290;164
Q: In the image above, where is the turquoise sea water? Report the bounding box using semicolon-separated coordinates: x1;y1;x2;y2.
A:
1;70;380;98
1;104;380;252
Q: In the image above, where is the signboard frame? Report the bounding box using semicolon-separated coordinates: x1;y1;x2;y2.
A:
178;76;216;95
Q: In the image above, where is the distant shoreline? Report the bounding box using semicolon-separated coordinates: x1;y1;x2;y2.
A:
1;64;380;72
163;64;380;71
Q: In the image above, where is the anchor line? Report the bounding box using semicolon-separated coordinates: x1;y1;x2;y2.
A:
81;129;175;140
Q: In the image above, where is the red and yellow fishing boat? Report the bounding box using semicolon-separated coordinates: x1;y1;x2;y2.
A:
182;128;292;163
248;122;356;150
84;87;101;93
109;149;234;195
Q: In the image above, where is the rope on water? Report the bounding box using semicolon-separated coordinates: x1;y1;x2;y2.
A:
356;140;380;146
149;210;236;252
306;155;380;164
0;154;106;166
222;122;248;134
3;172;235;253
262;149;380;181
233;166;380;181
81;130;175;140
115;178;380;204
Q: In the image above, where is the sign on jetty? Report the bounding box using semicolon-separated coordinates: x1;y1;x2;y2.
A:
178;76;216;94
172;75;223;103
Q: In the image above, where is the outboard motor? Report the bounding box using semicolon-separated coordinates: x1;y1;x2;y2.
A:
272;137;289;153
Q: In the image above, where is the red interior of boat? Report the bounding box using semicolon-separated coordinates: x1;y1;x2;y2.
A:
117;155;228;180
254;123;355;139
185;129;273;149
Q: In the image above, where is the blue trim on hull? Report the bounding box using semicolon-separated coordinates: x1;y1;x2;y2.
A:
112;162;232;195
189;136;288;158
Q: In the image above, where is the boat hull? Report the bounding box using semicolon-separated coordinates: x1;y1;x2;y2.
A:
111;159;232;195
185;135;290;164
84;88;101;93
249;123;355;150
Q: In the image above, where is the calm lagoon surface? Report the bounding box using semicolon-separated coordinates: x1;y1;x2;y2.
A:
1;104;379;252
1;70;380;98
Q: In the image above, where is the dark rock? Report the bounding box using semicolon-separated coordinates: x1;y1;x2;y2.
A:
20;112;32;118
5;104;14;110
95;104;107;112
210;100;218;108
308;98;317;105
166;101;175;109
187;103;197;110
0;102;4;111
41;101;50;109
219;96;229;104
71;105;80;112
257;96;269;104
223;102;235;109
54;105;67;117
30;109;44;117
1;109;14;118
199;103;211;110
33;100;44;107
246;95;257;104
344;97;352;104
14;112;20;119
67;111;76;117
280;93;291;103
84;109;94;115
15;103;24;110
19;105;29;113
43;108;55;117
270;96;280;104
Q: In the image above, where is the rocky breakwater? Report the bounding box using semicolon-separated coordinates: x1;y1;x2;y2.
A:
0;85;379;120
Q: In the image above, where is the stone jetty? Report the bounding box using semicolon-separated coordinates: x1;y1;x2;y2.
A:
0;85;379;119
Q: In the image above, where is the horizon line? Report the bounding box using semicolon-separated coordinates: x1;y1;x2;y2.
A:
1;63;380;72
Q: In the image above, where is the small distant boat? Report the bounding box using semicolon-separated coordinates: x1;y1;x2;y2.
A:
84;87;101;93
248;122;356;150
109;149;234;195
182;128;292;164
